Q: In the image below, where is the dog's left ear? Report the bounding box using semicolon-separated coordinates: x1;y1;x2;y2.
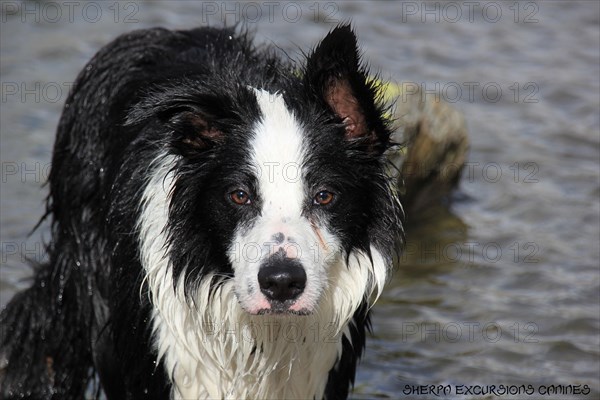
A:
305;24;387;149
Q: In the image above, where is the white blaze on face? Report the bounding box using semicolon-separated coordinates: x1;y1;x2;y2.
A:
251;89;306;222
228;89;339;314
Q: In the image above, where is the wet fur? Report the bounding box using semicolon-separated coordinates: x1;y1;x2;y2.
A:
0;26;403;399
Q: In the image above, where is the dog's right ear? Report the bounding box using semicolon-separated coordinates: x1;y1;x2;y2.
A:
126;96;225;152
166;107;224;152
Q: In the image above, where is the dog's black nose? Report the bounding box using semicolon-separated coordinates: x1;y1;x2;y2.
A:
258;261;306;303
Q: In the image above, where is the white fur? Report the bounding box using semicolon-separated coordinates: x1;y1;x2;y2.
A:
136;90;390;399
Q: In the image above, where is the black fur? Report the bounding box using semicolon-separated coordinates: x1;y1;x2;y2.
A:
0;25;402;399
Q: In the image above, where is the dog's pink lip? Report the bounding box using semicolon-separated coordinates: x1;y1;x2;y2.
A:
289;299;310;312
240;298;271;315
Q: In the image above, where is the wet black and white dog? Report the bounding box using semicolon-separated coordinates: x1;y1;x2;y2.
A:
0;25;403;399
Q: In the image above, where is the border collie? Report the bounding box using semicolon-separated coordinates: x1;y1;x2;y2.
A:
0;25;403;399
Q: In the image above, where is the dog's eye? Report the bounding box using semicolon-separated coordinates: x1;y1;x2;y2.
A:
229;190;251;205
313;190;334;206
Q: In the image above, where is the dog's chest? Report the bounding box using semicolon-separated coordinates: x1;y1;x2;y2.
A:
159;308;345;400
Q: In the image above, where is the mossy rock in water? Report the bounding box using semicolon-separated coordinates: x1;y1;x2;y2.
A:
381;81;469;216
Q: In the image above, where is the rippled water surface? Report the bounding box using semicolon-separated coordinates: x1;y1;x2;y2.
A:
1;1;599;398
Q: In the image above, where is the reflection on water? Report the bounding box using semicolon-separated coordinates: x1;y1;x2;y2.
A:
1;1;598;398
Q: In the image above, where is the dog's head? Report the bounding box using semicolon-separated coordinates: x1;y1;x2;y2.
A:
130;25;403;319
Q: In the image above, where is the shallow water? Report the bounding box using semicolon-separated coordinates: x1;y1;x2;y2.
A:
1;1;599;398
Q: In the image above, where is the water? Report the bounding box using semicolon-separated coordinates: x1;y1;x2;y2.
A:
1;1;599;398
